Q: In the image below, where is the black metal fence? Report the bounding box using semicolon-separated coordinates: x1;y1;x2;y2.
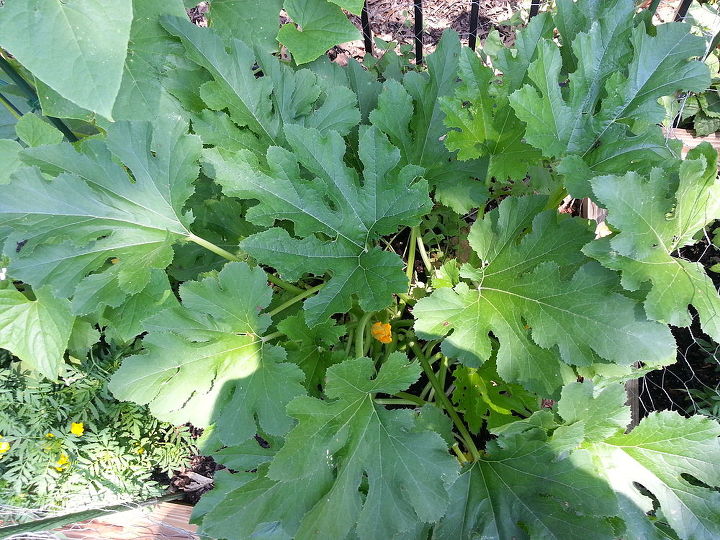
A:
359;0;697;63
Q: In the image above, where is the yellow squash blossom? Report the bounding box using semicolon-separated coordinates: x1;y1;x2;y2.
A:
70;422;84;436
54;453;69;471
371;322;392;344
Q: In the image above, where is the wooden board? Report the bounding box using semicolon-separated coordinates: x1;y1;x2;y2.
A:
54;502;198;540
663;127;720;157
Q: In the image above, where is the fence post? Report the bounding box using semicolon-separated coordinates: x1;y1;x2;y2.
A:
468;0;480;50
529;0;541;18
674;0;693;21
414;0;423;65
361;1;373;56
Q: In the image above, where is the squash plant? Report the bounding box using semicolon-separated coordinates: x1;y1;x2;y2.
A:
0;0;720;538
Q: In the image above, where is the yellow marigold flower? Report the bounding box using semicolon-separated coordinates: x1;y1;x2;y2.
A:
371;322;392;344
0;441;10;454
70;422;84;436
46;433;55;438
54;453;69;471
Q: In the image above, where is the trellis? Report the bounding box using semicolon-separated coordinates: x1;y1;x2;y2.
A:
360;0;696;63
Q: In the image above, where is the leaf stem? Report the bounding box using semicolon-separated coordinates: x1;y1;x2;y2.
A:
188;233;304;294
268;284;324;317
0;53;78;142
409;341;481;461
355;311;374;359
406;226;418;282
188;233;240;261
262;331;283;341
416;232;433;274
451;443;469;464
0;91;21;119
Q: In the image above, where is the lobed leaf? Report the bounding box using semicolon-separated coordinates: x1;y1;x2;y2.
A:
414;195;676;395
0;116;199;309
370;31;488;213
205;124;431;326
109;262;305;447
585;144;720;340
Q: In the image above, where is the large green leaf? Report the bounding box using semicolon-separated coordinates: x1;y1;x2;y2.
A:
114;0;196;120
434;434;616;539
584;144;720;341
413;195;676;395
0;0;133;119
441;48;541;183
591;413;720;540
37;0;203;122
208;0;283;53
555;381;720;540
191;465;334;540
204;124;431;326
161;15;360;154
264;354;459;539
0;116;199;307
493;12;554;91
109;262;305;446
0;287;74;379
278;0;360;64
370;31;488;213
507;5;708;197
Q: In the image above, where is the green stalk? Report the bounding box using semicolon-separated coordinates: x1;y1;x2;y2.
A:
451;443;469;465
409;342;481;461
416;233;433;274
188;233;241;261
261;331;283;341
0;53;78;142
187;233;303;294
355;312;374;359
268;283;324;317
406;226;418;282
395;391;427;406
0;90;22;118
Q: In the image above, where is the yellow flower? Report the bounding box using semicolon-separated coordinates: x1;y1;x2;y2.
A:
136;446;145;454
54;453;69;471
371;322;392;344
70;422;84;436
0;441;10;454
46;433;55;438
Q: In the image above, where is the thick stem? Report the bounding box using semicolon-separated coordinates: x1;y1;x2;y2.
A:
0;53;77;142
188;233;304;294
416;233;433;274
406;226;418;282
409;342;481;461
355;312;374;359
188;233;240;261
452;443;469;465
0;91;21;118
268;284;324;317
